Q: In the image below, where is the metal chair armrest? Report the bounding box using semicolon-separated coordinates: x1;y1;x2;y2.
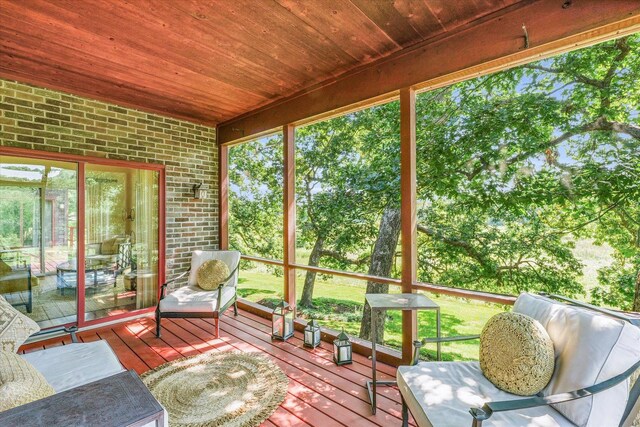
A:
422;335;480;343
470;359;640;426
159;269;191;301
163;269;191;287
220;262;241;288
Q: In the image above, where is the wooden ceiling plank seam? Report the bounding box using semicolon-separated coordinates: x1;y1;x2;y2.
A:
349;0;425;47
419;0;448;33
0;3;287;102
217;0;640;143
391;0;447;38
427;0;491;32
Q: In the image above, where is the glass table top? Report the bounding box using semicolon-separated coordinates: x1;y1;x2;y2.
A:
365;293;439;310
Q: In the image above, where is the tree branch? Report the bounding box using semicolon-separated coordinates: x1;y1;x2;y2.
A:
319;249;369;266
417;224;492;269
467;117;640;180
522;64;604;89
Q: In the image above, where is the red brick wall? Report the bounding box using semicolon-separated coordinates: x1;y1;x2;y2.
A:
0;79;218;282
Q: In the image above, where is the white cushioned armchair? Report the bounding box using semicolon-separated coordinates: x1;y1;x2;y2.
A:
156;250;240;338
397;293;640;427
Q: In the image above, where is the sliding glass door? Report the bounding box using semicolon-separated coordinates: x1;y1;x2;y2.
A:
1;150;163;329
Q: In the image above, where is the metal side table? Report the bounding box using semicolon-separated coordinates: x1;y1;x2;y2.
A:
365;293;440;415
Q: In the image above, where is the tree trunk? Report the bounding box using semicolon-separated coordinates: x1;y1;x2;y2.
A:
299;236;324;308
633;268;640;312
359;206;401;343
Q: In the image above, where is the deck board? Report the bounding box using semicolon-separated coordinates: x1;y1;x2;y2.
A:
21;309;413;427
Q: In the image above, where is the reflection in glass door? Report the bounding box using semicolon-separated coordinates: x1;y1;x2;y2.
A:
0;156;77;328
84;164;159;321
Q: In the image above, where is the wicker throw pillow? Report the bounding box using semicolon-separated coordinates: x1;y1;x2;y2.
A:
480;312;555;396
0;259;12;274
197;260;230;290
101;237;120;255
0;350;55;411
0;296;40;353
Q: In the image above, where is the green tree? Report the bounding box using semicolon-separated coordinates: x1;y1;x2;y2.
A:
228;134;284;261
415;35;639;309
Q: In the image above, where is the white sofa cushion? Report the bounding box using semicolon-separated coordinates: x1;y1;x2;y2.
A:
187;250;240;288
23;341;168;427
514;293;640;427
397;361;574;427
21;341;124;392
159;284;236;313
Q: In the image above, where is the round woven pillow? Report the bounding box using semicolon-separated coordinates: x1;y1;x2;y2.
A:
196;259;230;290
480;312;555;396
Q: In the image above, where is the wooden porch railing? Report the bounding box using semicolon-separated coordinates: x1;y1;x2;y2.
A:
240;254;517;305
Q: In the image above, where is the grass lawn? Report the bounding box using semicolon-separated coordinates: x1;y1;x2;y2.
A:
237;267;506;361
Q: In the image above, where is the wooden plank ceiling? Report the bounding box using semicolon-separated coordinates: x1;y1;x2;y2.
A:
0;0;526;126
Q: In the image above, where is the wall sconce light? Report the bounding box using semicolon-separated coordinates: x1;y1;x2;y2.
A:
192;183;208;200
123;208;135;222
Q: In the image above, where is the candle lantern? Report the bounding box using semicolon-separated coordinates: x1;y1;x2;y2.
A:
303;319;321;348
333;329;352;365
272;300;294;341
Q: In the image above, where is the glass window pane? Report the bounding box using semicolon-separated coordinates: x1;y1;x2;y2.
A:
1;155;77;328
228;133;283;260
84;164;159;321
415;35;639;313
295;101;401;315
236;261;284;308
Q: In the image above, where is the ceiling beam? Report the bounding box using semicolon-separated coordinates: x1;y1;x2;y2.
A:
218;0;640;144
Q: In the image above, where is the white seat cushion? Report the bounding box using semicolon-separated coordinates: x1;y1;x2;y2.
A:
21;341;124;392
159;284;236;313
21;341;168;427
514;293;640;427
397;361;575;427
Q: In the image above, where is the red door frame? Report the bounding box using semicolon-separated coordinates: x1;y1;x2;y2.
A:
0;146;166;329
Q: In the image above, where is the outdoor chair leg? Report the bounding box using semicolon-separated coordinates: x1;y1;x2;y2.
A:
233;300;238;316
215;318;220;337
401;396;409;427
155;311;161;338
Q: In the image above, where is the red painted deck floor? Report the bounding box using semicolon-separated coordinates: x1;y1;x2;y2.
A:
20;309;414;427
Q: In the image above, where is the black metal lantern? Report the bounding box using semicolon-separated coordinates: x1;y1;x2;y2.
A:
303;319;321;348
333;329;352;365
272;300;294;340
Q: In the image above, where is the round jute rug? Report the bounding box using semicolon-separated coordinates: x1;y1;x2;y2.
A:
141;351;288;427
